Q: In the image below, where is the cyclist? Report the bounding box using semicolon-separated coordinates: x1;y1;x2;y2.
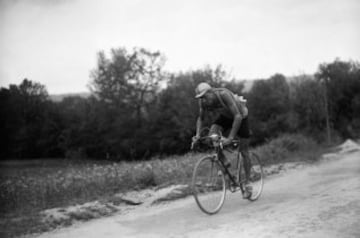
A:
192;82;252;198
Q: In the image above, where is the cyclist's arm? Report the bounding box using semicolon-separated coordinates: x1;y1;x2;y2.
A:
221;92;242;140
196;100;205;137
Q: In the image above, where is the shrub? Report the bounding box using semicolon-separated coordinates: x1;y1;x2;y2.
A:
252;134;318;165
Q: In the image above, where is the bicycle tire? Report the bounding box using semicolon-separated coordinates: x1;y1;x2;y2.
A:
242;152;264;201
192;155;226;215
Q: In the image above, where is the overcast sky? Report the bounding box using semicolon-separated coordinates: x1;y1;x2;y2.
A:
1;0;359;94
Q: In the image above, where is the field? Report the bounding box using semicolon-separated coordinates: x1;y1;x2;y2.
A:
0;134;326;237
0;155;203;215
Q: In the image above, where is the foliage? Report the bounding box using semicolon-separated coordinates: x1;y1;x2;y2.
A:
88;47;167;159
247;73;292;142
289;75;325;131
316;59;360;138
1;53;359;160
252;134;318;164
0;153;202;216
0;79;53;158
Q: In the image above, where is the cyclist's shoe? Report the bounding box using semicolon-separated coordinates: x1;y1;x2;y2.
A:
250;171;261;182
242;184;253;199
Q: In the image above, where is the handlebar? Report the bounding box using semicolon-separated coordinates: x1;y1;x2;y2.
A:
191;135;240;150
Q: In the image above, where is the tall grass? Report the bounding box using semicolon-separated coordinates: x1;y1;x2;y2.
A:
0;134;322;217
252;134;320;165
0;153;205;217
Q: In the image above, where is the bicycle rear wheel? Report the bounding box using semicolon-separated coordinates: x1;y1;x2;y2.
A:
245;152;264;201
192;155;226;215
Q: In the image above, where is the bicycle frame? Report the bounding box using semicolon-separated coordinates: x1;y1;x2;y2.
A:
196;134;246;193
218;145;247;193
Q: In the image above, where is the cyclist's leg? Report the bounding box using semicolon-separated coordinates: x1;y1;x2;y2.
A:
240;139;251;182
238;117;251;180
210;117;229;166
209;124;223;136
210;114;232;137
209;125;233;168
240;141;252;198
237;117;252;197
209;124;228;167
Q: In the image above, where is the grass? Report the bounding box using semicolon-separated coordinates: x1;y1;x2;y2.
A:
0;156;200;237
0;133;326;237
253;134;324;165
0;154;207;216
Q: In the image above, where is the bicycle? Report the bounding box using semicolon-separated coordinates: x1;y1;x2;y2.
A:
191;133;264;215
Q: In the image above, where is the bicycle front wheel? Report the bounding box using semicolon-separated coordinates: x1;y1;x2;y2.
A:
192;155;226;215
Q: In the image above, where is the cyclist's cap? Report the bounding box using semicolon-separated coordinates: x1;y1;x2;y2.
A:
195;82;212;98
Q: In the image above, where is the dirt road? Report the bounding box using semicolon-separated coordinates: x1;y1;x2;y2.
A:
37;150;360;238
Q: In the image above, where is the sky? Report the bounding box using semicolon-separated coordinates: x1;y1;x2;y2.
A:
0;0;359;94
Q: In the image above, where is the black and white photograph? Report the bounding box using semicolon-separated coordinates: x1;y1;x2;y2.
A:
1;0;359;237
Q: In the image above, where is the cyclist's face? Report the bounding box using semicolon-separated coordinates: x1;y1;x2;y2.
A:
201;92;216;108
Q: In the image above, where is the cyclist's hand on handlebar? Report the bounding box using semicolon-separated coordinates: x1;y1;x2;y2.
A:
191;135;200;149
221;137;233;146
192;135;200;144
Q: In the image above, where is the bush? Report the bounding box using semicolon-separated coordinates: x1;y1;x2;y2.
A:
252;134;319;165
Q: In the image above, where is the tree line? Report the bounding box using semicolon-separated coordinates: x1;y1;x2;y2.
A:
1;47;359;160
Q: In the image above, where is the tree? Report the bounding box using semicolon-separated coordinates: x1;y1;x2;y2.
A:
90;48;166;123
316;59;360;138
290;75;325;133
89;47;167;159
0;79;50;158
247;74;291;141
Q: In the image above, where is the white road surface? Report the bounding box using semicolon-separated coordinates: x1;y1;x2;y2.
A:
36;150;360;238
